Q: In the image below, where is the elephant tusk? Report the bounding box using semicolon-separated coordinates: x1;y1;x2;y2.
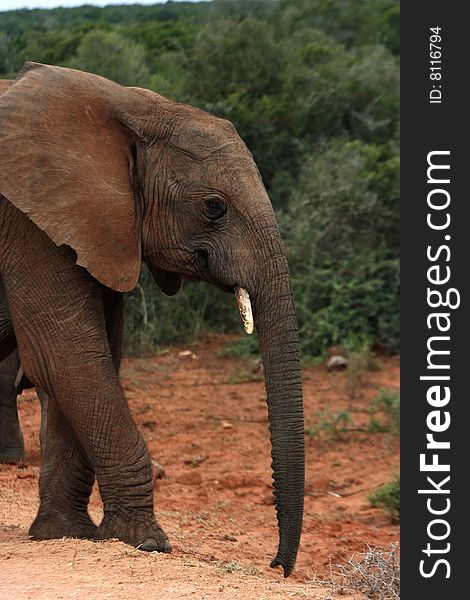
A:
234;286;254;335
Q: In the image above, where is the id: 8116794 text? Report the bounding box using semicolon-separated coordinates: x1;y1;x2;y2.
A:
429;26;443;104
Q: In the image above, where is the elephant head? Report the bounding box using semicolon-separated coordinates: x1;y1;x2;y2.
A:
0;63;304;576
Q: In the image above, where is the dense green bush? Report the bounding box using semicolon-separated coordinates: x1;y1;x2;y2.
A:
283;139;399;354
0;0;400;357
369;475;400;520
368;389;400;434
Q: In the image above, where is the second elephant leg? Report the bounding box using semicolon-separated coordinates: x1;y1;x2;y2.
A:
26;333;168;549
29;306;117;540
29;393;97;540
24;290;115;496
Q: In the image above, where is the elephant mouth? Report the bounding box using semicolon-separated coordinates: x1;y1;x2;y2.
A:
153;268;182;296
180;249;254;334
188;277;254;335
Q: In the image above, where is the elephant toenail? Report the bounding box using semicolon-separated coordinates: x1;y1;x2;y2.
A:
138;538;159;552
138;538;172;553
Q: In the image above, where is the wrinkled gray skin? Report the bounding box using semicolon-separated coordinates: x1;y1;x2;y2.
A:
0;63;304;576
0;349;48;463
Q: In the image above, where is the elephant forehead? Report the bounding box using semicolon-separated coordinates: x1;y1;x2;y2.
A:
172;152;264;201
210;155;262;189
170;109;250;162
167;121;263;192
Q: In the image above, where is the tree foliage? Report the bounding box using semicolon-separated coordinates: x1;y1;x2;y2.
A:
0;0;400;356
69;30;149;86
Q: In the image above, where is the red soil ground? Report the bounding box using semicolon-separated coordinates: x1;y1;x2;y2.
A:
0;334;399;599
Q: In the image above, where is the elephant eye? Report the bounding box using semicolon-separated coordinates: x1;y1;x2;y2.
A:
203;196;227;221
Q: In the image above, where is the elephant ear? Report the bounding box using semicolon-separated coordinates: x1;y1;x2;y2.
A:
0;62;152;292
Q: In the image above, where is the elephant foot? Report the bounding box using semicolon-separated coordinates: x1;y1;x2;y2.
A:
96;512;171;553
29;509;97;541
0;446;25;464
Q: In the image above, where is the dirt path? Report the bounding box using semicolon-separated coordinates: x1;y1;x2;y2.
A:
0;334;399;599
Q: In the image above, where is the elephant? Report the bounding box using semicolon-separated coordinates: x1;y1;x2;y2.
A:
0;350;26;462
0;63;304;576
0;349;48;463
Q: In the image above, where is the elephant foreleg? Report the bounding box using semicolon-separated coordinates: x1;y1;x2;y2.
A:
25;293;123;541
29;393;97;541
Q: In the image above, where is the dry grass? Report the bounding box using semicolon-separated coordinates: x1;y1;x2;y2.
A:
312;542;400;600
330;543;400;600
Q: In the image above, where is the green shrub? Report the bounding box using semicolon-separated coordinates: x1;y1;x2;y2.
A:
306;410;353;441
283;139;399;357
368;389;400;434
368;475;400;520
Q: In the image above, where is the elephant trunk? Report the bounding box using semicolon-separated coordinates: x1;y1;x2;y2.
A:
249;243;304;577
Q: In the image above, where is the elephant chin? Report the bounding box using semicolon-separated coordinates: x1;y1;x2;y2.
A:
152;269;182;296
